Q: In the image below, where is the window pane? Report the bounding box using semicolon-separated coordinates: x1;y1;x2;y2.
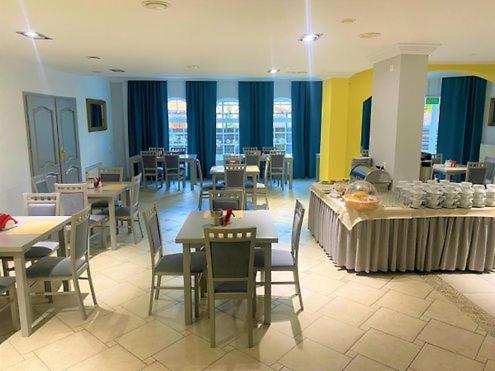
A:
422;97;440;154
168;98;188;152
273;98;292;154
216;99;240;164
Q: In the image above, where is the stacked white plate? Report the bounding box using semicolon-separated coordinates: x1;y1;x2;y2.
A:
486;184;495;206
473;185;486;208
442;185;460;208
408;187;425;208
459;182;474;208
424;185;443;209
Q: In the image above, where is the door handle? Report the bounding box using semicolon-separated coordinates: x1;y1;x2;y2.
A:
60;148;66;162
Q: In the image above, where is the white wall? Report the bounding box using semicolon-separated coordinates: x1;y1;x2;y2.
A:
482;82;495;145
0;56;115;214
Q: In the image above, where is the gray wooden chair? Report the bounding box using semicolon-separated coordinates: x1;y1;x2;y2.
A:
142;204;205;316
149;147;165;153
0;277;19;330
244;150;261;167
208;189;245;210
204;227;257;348
129;155;143;180
268;151;286;189
466;161;487;185
89;167;125;210
254;162;269;209
223;154;244;164
432;153;443;164
99;174;143;244
255;200;305;310
26;206;97;320
224;164;247;190
141;150;164;189
163;154;185;190
32;175;51;193
197;159;224;210
484;156;495;184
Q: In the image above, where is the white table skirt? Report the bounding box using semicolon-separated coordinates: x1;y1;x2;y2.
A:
309;191;495;273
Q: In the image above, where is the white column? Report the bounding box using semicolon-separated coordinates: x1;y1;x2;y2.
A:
369;44;439;181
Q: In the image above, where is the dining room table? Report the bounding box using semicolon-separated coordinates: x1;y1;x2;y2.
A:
0;215;71;336
432;164;468;180
87;182;130;250
175;210;278;325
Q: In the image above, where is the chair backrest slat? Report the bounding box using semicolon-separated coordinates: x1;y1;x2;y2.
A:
269;151;285;169
224;164;246;189
70;206;91;261
141;150;159;171
223;154;244;165
291;200;306;262
142;205;163;269
164;154;180;171
98;167;124;182
209;190;245;210
466;161;487;185
432;153;443;165
23;193;60;216
196;159;205;187
242;147;258;154
244;150;261;166
130;174;142;210
55;183;88;216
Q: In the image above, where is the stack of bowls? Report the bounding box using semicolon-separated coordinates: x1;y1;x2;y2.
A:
459;182;474;208
408;186;425;209
443;185;460;208
425;186;443;209
486;184;495;206
473;185;486;208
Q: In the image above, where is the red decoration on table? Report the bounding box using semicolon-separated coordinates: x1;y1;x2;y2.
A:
0;213;17;230
222;209;235;225
94;177;102;188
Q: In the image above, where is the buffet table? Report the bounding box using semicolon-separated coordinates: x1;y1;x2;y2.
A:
308;183;495;272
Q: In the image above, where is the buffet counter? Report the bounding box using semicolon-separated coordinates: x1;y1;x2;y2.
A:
308;183;495;272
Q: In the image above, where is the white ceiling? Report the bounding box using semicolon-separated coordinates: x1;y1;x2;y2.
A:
1;0;495;79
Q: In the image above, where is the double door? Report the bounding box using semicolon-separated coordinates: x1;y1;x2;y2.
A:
24;93;82;187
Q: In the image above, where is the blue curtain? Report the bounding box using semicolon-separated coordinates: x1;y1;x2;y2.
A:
127;81;168;156
291;81;323;178
239;82;274;149
186;81;217;174
361;97;372;151
437;76;487;164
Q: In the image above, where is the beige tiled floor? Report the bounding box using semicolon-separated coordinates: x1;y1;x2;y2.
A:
0;179;494;370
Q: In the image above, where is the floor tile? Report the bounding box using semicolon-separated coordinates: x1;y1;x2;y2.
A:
84;307;146;343
206;350;273;370
116;321;183;360
154;334;224;370
375;290;431;318
0;341;24;369
465;293;495;317
120;293;177;319
417;319;484;358
351;329;420;370
410;343;484;371
333;282;384;306
68;344;146;371
268;302;321;337
190;312;245;347
97;282;147;307
486;359;495;371
344;355;393;371
279;338;350;371
3;355;49;371
362;307;427;342
35;330;107;370
423;300;478;331
319;297;377;327
303;316;364;353
385;278;433;299
478;335;495;361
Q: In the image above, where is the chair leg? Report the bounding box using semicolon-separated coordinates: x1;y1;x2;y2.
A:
293;268;303;311
208;291;216;348
131;218;138;244
194;274;200;319
149;274;155;315
44;281;53;303
198;194;203;210
155;276;162;299
246;293;253;348
72;276;87;320
86;264;98;306
100;225;106;248
1;259;10;276
137;215;144;239
8;287;20;330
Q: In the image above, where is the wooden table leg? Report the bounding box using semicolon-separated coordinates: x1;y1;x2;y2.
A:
58;229;69;291
183;243;193;325
190;160;197;191
13;254;32;337
263;243;272;325
109;201;117;250
252;175;257;210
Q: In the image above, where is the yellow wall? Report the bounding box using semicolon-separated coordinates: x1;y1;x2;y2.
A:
319;64;495;181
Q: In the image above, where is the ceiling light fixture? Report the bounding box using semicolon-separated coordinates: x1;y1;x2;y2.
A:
268;68;280;74
109;68;125;72
341;18;356;23
187;65;200;70
298;33;323;43
86;56;101;60
16;31;51;40
359;32;381;38
141;0;170;10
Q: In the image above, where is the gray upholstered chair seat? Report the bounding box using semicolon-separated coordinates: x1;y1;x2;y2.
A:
155;251;206;274
90;201;109;209
214;281;248;293
89;214;107;224
0;277;16;294
201;181;225;191
98;207;131;218
26;241;59;259
254;248;294;268
26;256;86;278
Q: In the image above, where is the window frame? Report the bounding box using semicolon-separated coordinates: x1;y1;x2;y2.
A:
216;98;240;164
167;97;188;152
273;97;292;154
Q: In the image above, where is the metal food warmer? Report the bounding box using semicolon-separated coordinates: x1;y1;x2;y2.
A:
349;165;392;192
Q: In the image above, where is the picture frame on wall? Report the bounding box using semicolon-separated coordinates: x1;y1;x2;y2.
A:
86;98;107;132
488;98;495;126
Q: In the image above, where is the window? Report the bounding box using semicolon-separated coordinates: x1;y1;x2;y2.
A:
422;97;441;154
216;99;239;164
168;98;187;152
273;98;292;153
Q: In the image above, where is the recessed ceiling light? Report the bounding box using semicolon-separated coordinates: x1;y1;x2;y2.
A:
359;32;381;38
86;56;101;60
92;70;102;74
298;33;323;43
341;18;356;23
109;68;125;72
187;65;200;70
141;0;170;10
16;31;51;40
268;68;280;74
469;53;478;57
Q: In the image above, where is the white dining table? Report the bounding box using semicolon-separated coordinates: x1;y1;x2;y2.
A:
175;210;278;325
0;216;71;336
87;182;130;250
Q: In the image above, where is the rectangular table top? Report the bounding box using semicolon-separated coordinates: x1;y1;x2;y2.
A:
0;216;70;253
157;154;197;161
432;164;468;174
87;182;130;199
210;165;260;175
175;210;279;244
